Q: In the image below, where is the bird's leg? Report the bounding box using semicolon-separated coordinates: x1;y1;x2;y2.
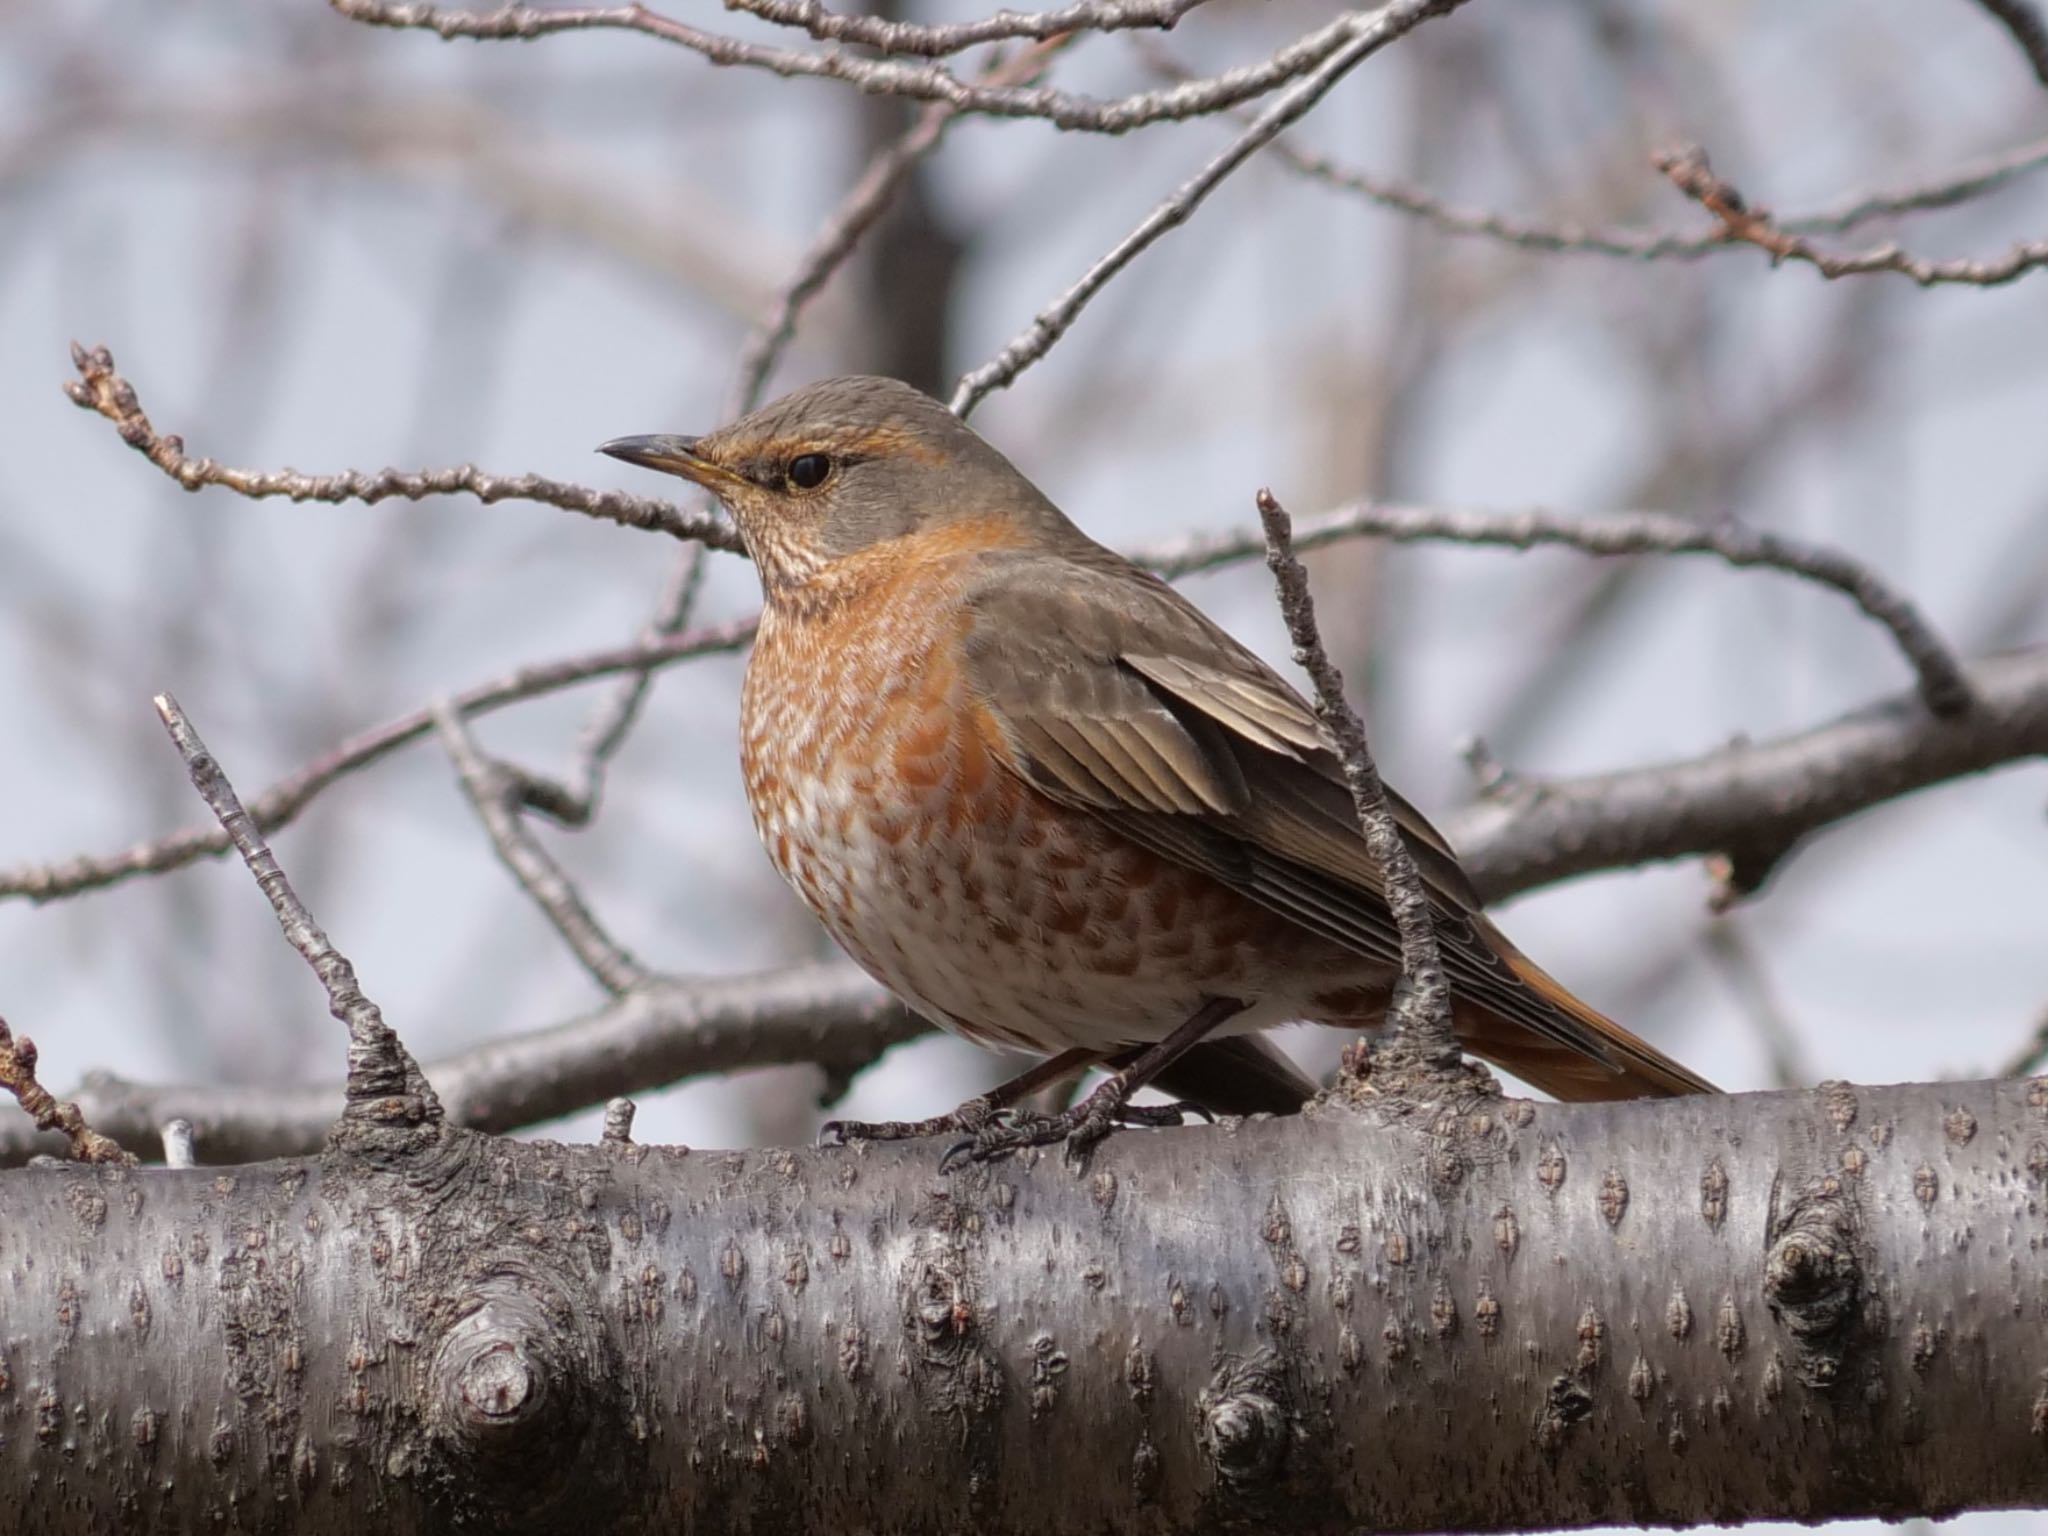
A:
819;1047;1106;1146
949;997;1250;1166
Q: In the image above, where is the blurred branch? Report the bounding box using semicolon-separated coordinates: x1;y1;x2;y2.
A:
1144;499;1973;717
1264;128;2048;260
64;343;743;553
433;700;650;995
1701;918;1811;1089
332;0;1415;134
0;620;757;904
2000;1006;2048;1078
1657;146;2048;288
1971;0;2048;86
0;965;919;1165
952;0;1472;412
1447;647;2048;905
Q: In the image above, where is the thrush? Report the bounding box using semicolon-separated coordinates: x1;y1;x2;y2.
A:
601;377;1715;1157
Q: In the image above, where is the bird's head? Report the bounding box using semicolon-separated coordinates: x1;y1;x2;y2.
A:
601;376;1062;596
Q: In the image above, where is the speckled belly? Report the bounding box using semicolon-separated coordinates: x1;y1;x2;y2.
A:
739;602;1335;1054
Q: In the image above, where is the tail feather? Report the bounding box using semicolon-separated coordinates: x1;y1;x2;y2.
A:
1145;1035;1319;1117
1459;918;1717;1100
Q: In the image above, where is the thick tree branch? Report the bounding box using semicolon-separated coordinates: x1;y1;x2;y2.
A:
0;964;917;1164
3;1075;2044;1531
1445;646;2048;904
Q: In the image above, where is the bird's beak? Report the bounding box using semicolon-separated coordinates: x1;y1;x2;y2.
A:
597;433;742;492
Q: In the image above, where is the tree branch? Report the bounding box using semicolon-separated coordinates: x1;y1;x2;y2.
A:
0;964;916;1163
1656;145;2048;288
3;1075;2045;1530
1257;489;1454;1063
1971;0;2048;86
950;0;1470;413
1143;498;1973;717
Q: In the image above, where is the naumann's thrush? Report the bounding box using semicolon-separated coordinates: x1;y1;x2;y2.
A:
602;377;1714;1158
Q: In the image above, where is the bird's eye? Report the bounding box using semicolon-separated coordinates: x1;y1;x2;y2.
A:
787;453;833;491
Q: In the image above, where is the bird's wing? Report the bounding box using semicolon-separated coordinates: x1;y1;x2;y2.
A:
960;549;1716;1099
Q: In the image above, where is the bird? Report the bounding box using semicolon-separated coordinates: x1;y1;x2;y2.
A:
600;377;1715;1158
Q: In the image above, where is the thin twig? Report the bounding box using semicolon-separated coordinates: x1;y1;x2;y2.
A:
1265;130;2048;260
1143;498;1973;717
1701;918;1811;1089
1657;146;2048;289
720;0;1206;58
1257;489;1456;1062
1972;0;2048;87
600;1097;637;1146
331;0;1373;135
159;1118;196;1168
433;700;650;995
151;693;441;1127
0;1016;135;1165
0;620;755;905
950;0;1468;413
64;343;742;552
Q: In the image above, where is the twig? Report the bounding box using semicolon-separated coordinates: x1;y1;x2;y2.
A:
1265;131;2048;261
1656;146;2048;289
151;693;441;1128
0;964;919;1164
64;343;742;553
0;1016;135;1166
1;619;755;905
160;1118;196;1168
1999;1006;2048;1078
600;1098;637;1146
1443;646;2048;906
1142;498;1973;717
1972;0;2048;87
1701;918;1811;1089
720;0;1206;58
433;700;650;995
950;0;1468;413
1256;489;1456;1062
331;0;1376;135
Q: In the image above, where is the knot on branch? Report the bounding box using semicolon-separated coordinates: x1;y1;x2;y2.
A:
423;1272;627;1527
1763;1175;1867;1390
1199;1353;1291;1489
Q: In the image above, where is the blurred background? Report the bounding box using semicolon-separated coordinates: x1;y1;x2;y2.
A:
0;4;2045;1522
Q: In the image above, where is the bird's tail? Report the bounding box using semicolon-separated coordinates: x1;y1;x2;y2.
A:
1451;916;1718;1101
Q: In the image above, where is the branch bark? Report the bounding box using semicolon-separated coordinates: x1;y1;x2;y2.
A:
3;1072;2043;1532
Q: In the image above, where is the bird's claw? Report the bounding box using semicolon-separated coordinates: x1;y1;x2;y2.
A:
819;1095;997;1147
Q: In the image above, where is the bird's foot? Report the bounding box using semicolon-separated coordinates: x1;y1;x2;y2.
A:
939;1078;1210;1168
819;1095;999;1147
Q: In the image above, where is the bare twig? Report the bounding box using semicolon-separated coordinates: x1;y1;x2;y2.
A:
1257;489;1455;1062
1701;919;1811;1089
600;1097;637;1146
159;1118;196;1168
720;0;1206;58
1972;0;2048;87
1143;499;1973;717
151;693;440;1127
0;1017;135;1166
1;964;920;1164
0;620;755;905
1444;646;2048;905
1264;130;2048;261
64;343;742;553
950;0;1469;413
1656;146;2048;289
433;700;650;995
331;0;1380;135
